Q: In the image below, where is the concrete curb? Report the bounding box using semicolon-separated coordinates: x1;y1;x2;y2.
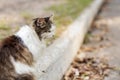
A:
36;0;104;80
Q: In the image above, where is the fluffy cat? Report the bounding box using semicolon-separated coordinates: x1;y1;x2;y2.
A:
0;16;55;80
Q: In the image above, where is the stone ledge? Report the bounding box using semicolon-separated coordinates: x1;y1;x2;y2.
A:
36;0;104;80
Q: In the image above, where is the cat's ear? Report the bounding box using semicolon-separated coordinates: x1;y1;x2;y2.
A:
44;17;50;22
44;14;54;22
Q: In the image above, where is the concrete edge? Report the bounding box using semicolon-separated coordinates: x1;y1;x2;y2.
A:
36;0;104;80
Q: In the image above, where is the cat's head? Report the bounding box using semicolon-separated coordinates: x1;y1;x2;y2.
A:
32;16;56;40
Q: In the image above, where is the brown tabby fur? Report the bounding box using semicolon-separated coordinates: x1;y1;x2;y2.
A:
0;36;34;80
33;17;52;40
0;16;53;80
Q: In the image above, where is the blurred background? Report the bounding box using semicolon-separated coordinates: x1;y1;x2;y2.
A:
0;0;92;40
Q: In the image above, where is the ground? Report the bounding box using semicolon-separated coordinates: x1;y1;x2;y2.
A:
63;0;120;80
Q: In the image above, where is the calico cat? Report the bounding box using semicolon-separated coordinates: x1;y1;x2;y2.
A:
0;16;55;80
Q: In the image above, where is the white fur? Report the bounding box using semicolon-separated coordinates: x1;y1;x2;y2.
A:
14;25;45;76
12;25;55;78
15;25;46;60
41;24;56;39
11;57;34;74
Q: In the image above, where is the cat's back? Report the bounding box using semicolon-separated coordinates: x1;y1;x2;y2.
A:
0;35;20;63
0;35;34;80
0;35;25;62
0;35;19;80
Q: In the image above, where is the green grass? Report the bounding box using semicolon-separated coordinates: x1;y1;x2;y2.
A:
47;0;92;37
48;0;92;27
0;21;11;40
0;20;19;40
0;22;10;30
0;0;92;40
20;11;33;24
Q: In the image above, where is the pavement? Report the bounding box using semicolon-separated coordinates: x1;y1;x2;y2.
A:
97;0;120;67
80;0;120;80
100;0;120;18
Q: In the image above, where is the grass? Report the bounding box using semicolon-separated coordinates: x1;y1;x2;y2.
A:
0;11;33;40
49;0;92;26
0;20;19;40
47;0;92;37
0;21;11;30
20;11;34;24
0;0;92;40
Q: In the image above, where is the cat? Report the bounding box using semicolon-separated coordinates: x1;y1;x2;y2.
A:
0;16;55;80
